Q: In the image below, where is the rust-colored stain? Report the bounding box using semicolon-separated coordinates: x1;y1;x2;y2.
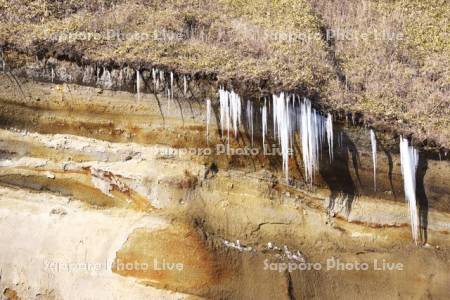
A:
175;170;198;189
3;288;20;300
345;218;409;229
0;166;154;212
112;224;228;296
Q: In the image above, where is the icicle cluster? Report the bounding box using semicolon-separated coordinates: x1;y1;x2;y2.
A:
218;88;334;182
370;129;377;191
213;89;424;245
298;98;332;184
270;94;333;182
272;93;292;180
219;88;241;143
399;136;420;243
100;67;112;89
151;68;166;91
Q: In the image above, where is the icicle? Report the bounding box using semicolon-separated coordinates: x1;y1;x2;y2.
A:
272;96;277;140
229;91;241;138
370;129;377;191
300;99;312;183
247;100;254;146
262;99;267;150
170;71;174;99
206;99;211;144
136;69;141;100
219;88;240;143
119;69;123;83
106;69;112;87
183;75;188;95
101;67;112;89
326;113;333;161
167;89;171;111
51;68;55;83
152;68;156;88
273;93;291;180
0;50;4;72
219;88;227;139
399;136;420;243
166;71;172;110
95;67;100;85
299;98;327;184
155;68;160;90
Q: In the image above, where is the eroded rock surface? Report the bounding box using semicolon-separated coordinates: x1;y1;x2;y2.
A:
0;77;449;299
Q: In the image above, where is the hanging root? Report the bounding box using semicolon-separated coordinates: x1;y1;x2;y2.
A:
6;71;28;102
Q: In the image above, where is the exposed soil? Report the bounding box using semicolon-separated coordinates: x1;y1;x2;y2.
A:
0;80;449;299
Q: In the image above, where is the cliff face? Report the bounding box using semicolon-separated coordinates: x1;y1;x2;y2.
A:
0;72;449;299
0;1;449;299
